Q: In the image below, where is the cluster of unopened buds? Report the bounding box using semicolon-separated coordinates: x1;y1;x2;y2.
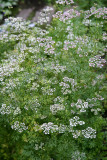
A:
30;82;40;91
35;142;44;150
92;74;104;86
71;150;86;159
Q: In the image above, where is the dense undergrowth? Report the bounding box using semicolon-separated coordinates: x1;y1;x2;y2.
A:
0;0;107;160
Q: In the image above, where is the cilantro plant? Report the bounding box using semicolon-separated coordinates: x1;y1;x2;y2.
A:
0;0;106;159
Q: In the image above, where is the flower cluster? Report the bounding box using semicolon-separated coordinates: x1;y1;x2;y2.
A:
35;142;44;150
44;61;66;74
56;0;74;5
41;87;56;95
36;37;55;55
58;124;67;133
63;40;76;50
1;77;20;94
85;7;107;19
40;121;96;139
82;19;103;27
53;96;64;103
71;96;104;115
56;41;63;47
84;96;104;115
31;56;44;64
71;99;88;113
71;150;86;160
64;35;90;57
92;74;104;86
35;28;49;37
50;104;65;114
30;82;40;91
82;127;96;138
11;121;28;133
13;107;21;115
59;82;71;94
0;51;24;81
89;55;106;68
0;104;12;115
0;104;21;116
53;8;80;23
36;6;54;25
41;122;59;134
69;116;85;127
59;77;77;94
86;95;104;102
27;98;41;112
50;63;66;74
91;108;101;115
72;130;81;138
4;17;29;33
103;32;107;41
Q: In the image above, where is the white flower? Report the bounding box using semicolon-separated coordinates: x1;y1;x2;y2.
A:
41;122;58;134
11;121;28;133
14;107;21;115
82;127;96;138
